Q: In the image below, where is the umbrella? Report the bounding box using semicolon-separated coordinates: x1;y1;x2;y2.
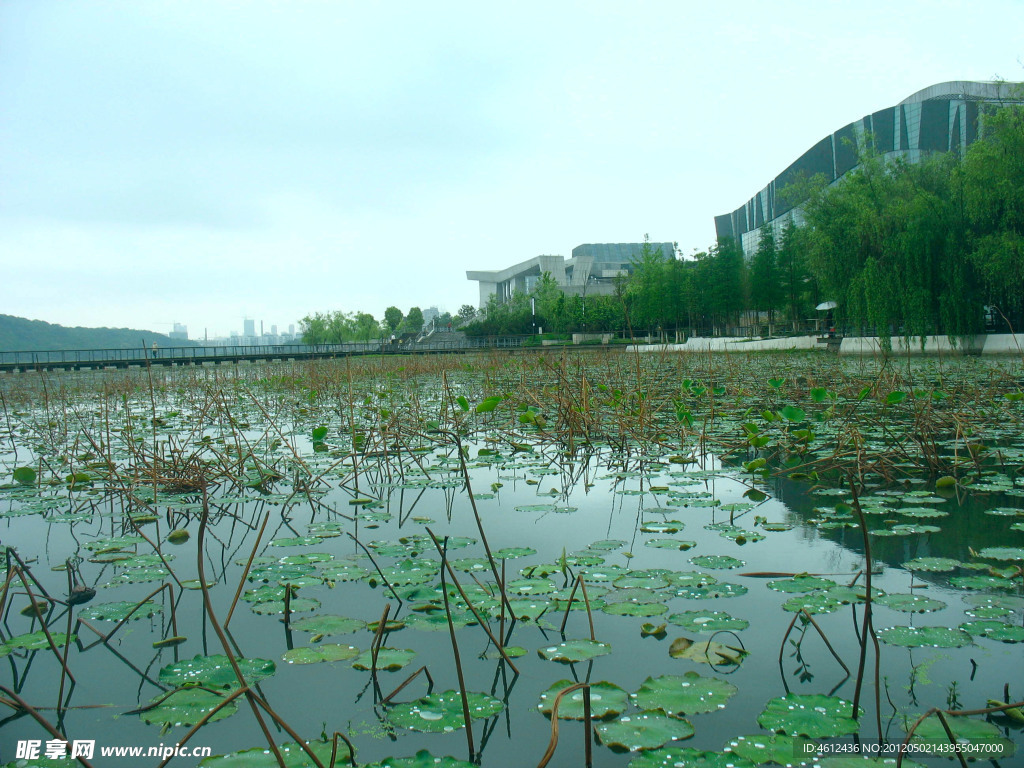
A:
815;301;838;311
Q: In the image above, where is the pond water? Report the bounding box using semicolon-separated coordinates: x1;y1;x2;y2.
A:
0;355;1022;767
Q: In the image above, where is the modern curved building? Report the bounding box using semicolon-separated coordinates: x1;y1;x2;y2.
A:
715;81;1024;255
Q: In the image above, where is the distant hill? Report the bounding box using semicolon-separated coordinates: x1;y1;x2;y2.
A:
0;314;198;352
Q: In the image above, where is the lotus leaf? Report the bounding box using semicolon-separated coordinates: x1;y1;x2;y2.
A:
491;546;536;559
959;620;1024;642
361;751;476;768
405;608;478;631
108;566;169;584
270;536;323;547
595;710;694;752
631;672;737;715
289;614;366;636
906;714;1015;752
139;688;238;728
689;555;744;570
251;597;320;615
199;739;348;768
783;593;843;614
724;734;817;766
387;690;502;732
757;693;861;737
604;587;669;605
603;601;668;617
646;538;697;550
667;571;718;588
896;507;948;519
5;631;76;650
875;593;947;613
352;647;416;670
667;610;748;632
537;639;612;663
159;654;276;688
506;578;555;595
902;557;961;572
950;575;1017;590
676;583;747;600
537;679;629;719
669;637;748;666
615;573;671;589
876;625;972;648
767;576;837;593
281;644;360;664
977;546;1024;560
78;600;161;622
818;759;925;767
628;748;755;768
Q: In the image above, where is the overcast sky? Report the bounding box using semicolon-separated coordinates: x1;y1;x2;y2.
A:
2;1;1022;339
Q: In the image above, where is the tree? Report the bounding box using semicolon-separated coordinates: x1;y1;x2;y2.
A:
403;306;424;334
532;272;565;333
457;304;477;323
384;306;403;333
749;224;782;329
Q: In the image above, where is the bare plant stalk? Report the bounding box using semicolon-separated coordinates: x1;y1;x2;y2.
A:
438;537;475;762
381;665;434;705
225;511;271;628
537;682;590;768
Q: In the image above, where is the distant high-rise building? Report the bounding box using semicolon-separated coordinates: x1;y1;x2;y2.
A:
169;323;188;341
271;324;278;336
289;324;295;336
243;319;256;337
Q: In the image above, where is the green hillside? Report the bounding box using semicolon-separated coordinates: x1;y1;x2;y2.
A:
0;314;197;352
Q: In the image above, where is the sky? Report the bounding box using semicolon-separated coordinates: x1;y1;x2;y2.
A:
2;1;1023;340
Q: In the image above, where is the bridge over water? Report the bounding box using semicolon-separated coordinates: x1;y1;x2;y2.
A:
0;336;540;373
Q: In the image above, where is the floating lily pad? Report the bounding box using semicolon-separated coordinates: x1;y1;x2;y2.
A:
281;644;360;664
628;748;756;768
959;620;1024;642
603;601;669;617
199;739;349;767
876;625;973;648
669;637;748;666
5;631;76;650
724;734;817;766
537;679;629;719
977;546;1024;561
596;710;694;752
388;690;502;732
782;593;843;614
757;694;861;737
537;639;612;663
902;557;961;572
360;751;475;768
875;593;947;613
289;615;366;636
352;647;416;671
139;688;237;728
251;597;320;615
676;582;747;599
905;714;1015;754
646;538;697;550
631;672;737;715
159;654;276;689
667;610;749;632
614;572;671;589
690;555;744;570
767;576;837;593
78;601;162;622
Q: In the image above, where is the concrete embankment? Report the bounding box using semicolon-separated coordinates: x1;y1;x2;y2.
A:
630;334;1024;356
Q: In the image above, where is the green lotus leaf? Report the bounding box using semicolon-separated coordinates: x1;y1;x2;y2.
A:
767;576;838;593
825;584;885;604
614;573;671;589
200;739;349;767
404;609;478;631
646;538;697;550
579;565;629;582
491;546;537;559
902;557;961;572
78;600;162;622
631;671;737;715
451;557;492;573
352;647;416;671
818;758;926;767
783;593;843;614
977;546;1024;561
139;688;237;728
667;610;749;632
289;614;366;636
277;552;333;565
107;566;170;584
724;734;817;766
757;694;861;737
595;710;694;752
251;597;320;615
159;654;276;689
905;713;1015;753
5;631;76;650
669;637;748;666
320;563;369;582
115;553;174;568
506;578;556;595
604;587;670;605
641;521;686;533
890;523;941;535
689;555;744;570
361;750;476;768
603;601;668;617
537;679;629;719
876;625;972;648
388;690;502;732
282;644;360;664
537;639;612;663
875;593;947;613
959;620;1024;642
896;507;948;519
950;575;1017;590
667;571;718;588
588;539;627;551
250;563;316;583
270;536;323;547
628;748;756;768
